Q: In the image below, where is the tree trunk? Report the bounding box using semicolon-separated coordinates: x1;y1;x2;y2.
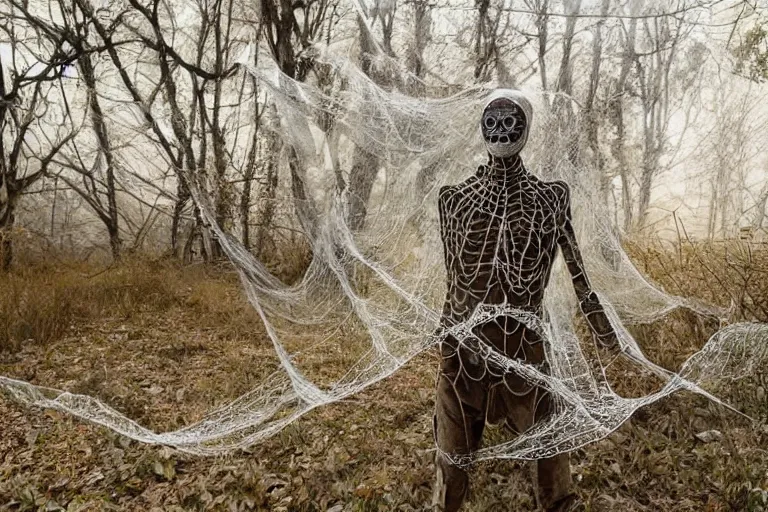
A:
348;149;379;231
240;122;259;250
345;15;389;231
636;162;655;228
619;164;633;231
535;0;550;101
612;9;637;232
406;0;430;94
0;46;11;271
80;53;122;261
707;181;719;240
0;192;14;272
108;224;121;261
211;0;233;258
240;175;253;250
288;148;318;238
256;131;279;257
474;0;491;81
155;35;211;261
171;184;190;255
553;0;582;166
555;0;581;97
261;0;322;239
584;0;610;199
634;16;682;230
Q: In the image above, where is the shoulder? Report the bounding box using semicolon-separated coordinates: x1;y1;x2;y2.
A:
537;179;570;207
545;179;570;200
533;179;571;222
438;185;457;211
438;184;457;200
438;170;481;205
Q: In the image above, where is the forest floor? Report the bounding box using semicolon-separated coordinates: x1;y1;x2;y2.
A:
1;252;767;512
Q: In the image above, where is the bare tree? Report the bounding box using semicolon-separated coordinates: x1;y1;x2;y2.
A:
474;0;528;85
39;0;125;260
260;0;335;238
238;52;263;251
526;0;550;99
608;2;638;231
632;11;689;228
581;0;610;195
404;0;432;92
72;0;243;260
55;51;122;260
553;0;581;98
68;0;190;254
700;88;762;239
0;7;83;269
550;0;582;166
346;11;401;231
732;21;768;233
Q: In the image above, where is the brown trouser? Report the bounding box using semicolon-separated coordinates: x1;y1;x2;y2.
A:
432;319;572;511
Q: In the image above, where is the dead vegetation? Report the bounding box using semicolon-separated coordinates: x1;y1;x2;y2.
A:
1;243;767;511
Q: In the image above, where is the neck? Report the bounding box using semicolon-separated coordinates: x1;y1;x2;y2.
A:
483;154;526;181
489;154;522;169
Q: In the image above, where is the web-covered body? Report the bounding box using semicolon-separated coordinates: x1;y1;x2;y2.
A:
436;160;571;388
432;154;618;510
432;156;585;511
438;163;568;325
431;90;621;512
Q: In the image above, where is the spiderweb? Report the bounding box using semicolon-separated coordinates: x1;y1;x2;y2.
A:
1;45;768;462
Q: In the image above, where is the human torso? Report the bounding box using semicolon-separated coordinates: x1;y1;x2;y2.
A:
439;165;563;327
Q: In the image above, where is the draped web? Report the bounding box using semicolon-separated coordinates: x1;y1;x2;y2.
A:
2;45;768;461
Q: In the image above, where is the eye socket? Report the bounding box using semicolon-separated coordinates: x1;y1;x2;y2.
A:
483;116;497;129
502;116;516;129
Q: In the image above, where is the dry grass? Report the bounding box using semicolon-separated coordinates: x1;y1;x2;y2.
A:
627;240;768;322
0;243;767;511
0;258;266;354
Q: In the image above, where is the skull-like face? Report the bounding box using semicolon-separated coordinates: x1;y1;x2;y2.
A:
481;97;529;158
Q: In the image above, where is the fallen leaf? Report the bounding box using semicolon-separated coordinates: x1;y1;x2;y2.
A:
694;430;722;444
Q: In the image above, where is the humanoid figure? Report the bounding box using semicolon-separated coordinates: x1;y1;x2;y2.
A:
432;90;617;512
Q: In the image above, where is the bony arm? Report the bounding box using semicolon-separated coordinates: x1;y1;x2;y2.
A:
554;183;619;350
437;185;458;323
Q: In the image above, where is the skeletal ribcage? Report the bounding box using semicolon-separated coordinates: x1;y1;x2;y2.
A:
442;179;558;326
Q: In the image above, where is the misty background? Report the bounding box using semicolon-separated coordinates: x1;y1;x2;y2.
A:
1;0;768;270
